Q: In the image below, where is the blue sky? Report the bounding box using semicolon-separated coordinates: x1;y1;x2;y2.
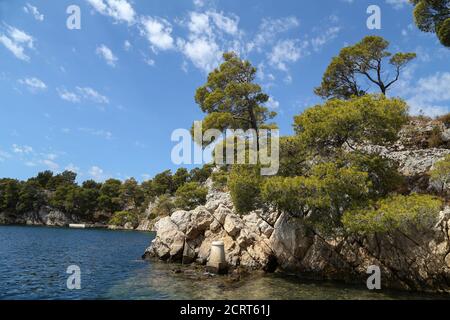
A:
0;0;449;182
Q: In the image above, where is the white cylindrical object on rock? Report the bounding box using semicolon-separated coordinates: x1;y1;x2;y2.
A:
206;240;228;274
209;241;225;264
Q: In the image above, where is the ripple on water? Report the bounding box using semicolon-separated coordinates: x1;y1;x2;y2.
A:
1;226;449;300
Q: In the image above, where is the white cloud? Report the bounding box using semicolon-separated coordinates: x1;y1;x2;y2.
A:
12;144;33;154
0;149;12;162
0;25;34;61
208;11;240;36
96;44;118;67
124;40;132;51
89;166;106;181
395;71;450;117
406;72;450;117
143;57;155;66
140;16;175;51
193;0;207;7
86;0;136;24
23;3;44;21
57;87;109;105
65;163;80;173
268;39;305;71
385;0;410;9
177;10;242;73
57;88;81;103
248;16;300;53
187;12;212;35
177;37;221;73
18;77;47;92
41;159;59;171
266;97;280;109
76;87;110;104
311;26;341;51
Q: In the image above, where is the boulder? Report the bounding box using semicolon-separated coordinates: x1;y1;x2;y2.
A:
150;217;185;261
124;222;135;230
170;210;191;233
269;212;314;271
224;215;243;237
191;206;214;231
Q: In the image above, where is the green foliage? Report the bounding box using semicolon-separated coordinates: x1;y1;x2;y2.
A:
347;152;404;197
17;180;46;214
47;171;77;191
151;194;175;218
262;163;371;229
109;211;139;227
174;182;208;210
211;169;229;190
315;36;416;99
49;185;78;213
33;171;54;188
189;164;214;184
0;179;21;213
173;168;190;192
120;178;145;208
0;164;212;223
343;194;443;234
152;170;174;196
194;52;276;147
293;95;408;151
411;0;450;47
228;165;263;214
278;136;309;177
430;155;450;195
98;179;122;215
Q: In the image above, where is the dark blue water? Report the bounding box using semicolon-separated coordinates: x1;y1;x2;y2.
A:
1;226;449;300
0;226;154;300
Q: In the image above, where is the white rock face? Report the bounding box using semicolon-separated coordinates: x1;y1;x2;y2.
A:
171;210;191;233
144;190;277;270
143;186;450;291
143;131;450;292
224;215;243;237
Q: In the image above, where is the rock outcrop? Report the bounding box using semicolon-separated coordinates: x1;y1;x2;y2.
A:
144;181;450;292
0;207;76;227
144;138;450;292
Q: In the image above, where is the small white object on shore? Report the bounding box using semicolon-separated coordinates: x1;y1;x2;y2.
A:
206;240;228;274
69;224;86;229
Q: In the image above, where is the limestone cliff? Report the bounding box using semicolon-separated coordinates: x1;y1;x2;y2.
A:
144;120;450;293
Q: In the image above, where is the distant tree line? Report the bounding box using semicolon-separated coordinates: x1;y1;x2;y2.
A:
0;165;212;227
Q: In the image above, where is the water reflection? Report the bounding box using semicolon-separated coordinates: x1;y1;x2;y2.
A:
106;261;450;300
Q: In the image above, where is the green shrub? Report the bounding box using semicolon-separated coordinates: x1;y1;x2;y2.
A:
293;95;408;151
109;211;139;227
0;179;21;213
347;152;404;197
262;162;371;229
428;127;444;148
228;165;262;214
430;155;450;196
151;194;175;218
342;194;442;234
174;182;208;210
211;169;228;190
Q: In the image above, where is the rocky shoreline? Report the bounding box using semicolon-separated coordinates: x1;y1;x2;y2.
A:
0;209;146;231
143;145;450;293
